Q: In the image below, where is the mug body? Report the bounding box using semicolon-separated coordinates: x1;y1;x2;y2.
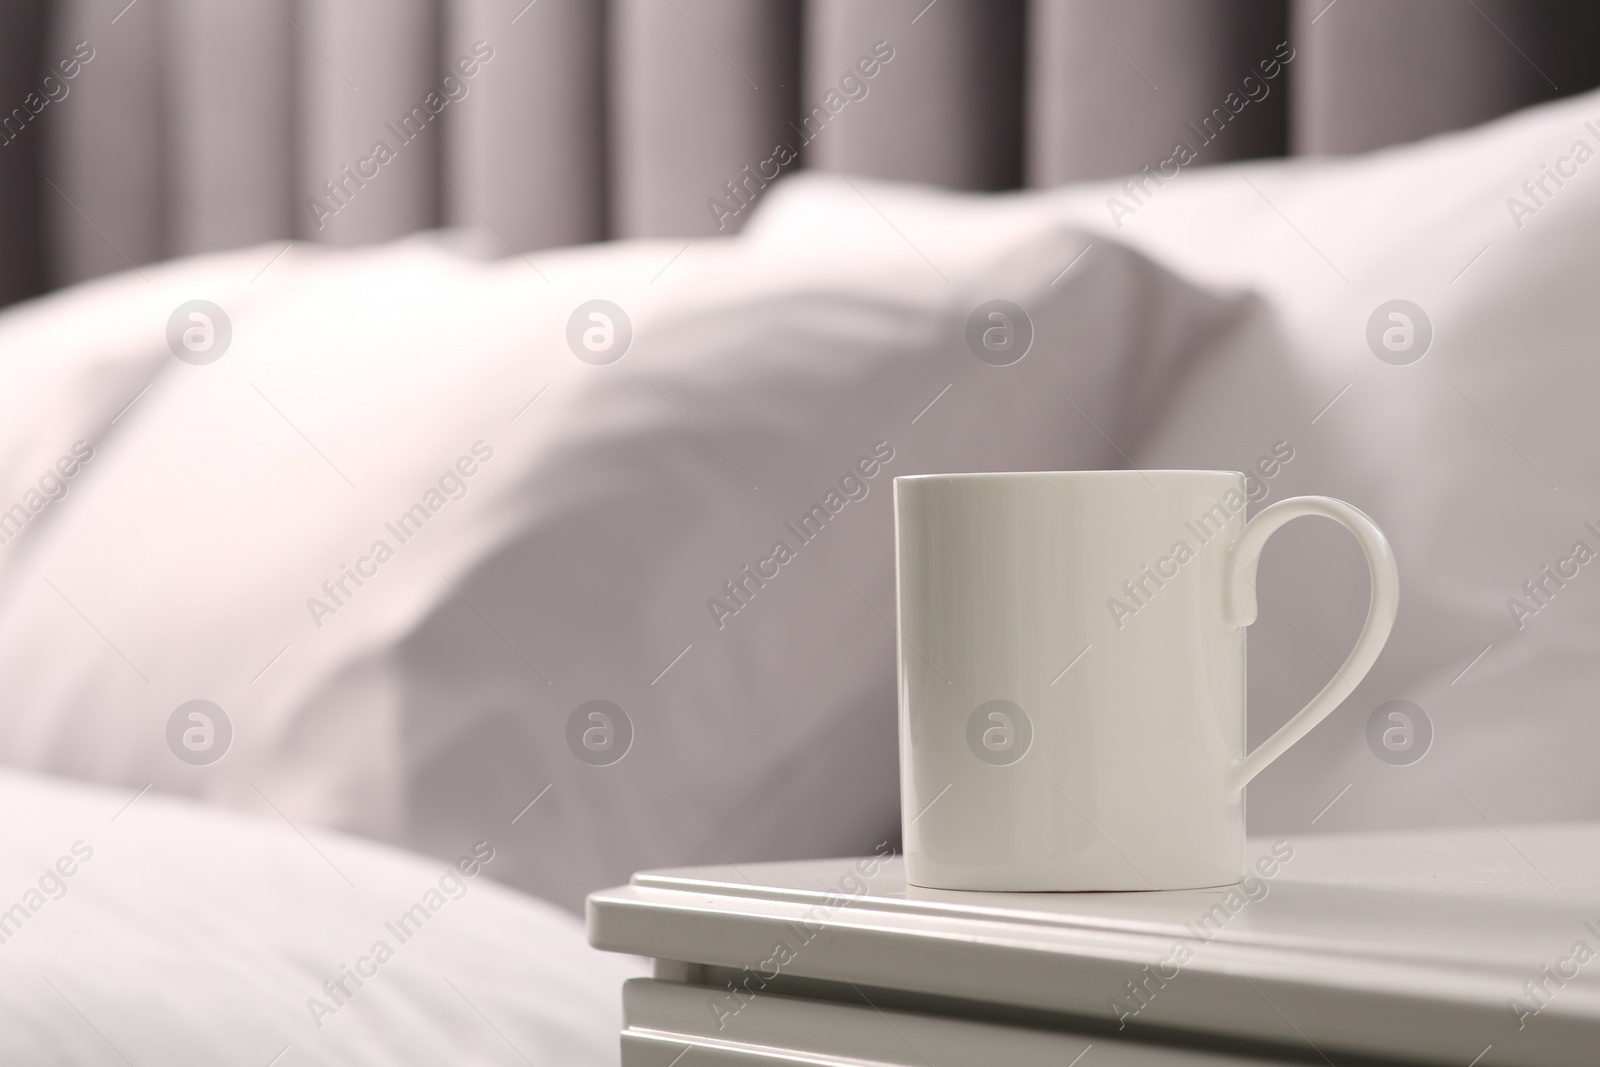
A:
895;471;1248;891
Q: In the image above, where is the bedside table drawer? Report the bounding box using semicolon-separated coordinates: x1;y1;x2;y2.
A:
621;978;1305;1066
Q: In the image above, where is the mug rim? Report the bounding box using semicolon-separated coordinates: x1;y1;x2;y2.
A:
894;469;1243;483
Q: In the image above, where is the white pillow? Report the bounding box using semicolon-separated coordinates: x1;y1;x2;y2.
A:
751;89;1600;835
0;766;642;1065
1101;92;1600;835
0;205;1241;909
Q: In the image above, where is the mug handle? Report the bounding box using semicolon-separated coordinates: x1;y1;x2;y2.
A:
1222;496;1399;797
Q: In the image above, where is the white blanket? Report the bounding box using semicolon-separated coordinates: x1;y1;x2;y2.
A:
0;768;643;1065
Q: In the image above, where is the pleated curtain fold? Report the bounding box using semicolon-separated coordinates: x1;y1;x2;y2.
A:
3;0;1594;305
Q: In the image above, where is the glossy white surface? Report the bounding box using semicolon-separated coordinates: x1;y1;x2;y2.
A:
587;826;1600;1067
892;472;1398;891
619;978;1266;1066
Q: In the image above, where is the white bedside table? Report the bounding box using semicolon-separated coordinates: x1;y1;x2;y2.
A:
588;824;1600;1066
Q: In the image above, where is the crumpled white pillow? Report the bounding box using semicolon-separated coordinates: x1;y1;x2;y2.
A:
0;766;642;1065
751;90;1600;836
1091;90;1600;836
0;197;1244;910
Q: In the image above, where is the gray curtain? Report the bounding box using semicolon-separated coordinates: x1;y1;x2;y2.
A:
46;0;164;287
0;0;47;305
4;0;1598;307
1291;0;1600;155
805;0;1024;191
612;0;800;238
166;0;295;255
298;0;441;245
448;0;606;250
1028;0;1287;184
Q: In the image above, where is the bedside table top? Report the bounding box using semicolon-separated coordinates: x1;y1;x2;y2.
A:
589;823;1600;1067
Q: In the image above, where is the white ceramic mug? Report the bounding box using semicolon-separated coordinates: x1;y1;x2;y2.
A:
894;471;1398;891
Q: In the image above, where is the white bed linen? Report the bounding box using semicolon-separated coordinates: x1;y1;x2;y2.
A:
0;768;643;1065
0;213;1239;912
